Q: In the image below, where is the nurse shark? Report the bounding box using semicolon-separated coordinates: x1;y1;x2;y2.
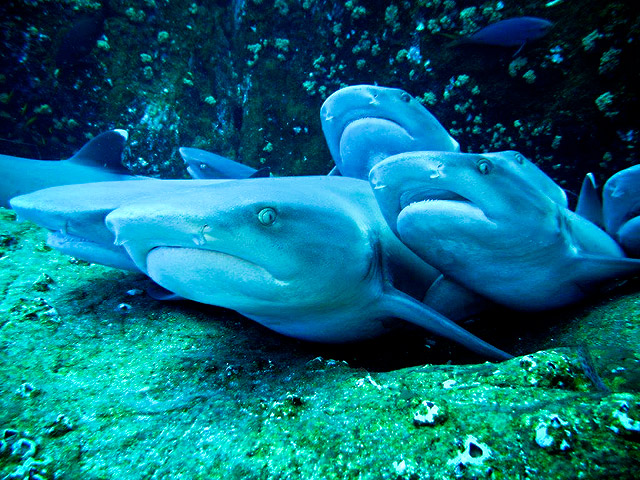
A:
370;150;640;311
11;176;511;359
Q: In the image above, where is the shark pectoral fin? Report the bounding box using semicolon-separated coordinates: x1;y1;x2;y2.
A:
67;129;130;173
380;288;512;361
423;275;490;322
578;253;640;282
146;282;184;301
575;173;604;228
618;218;640;257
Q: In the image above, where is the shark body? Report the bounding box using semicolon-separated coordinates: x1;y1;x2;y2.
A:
603;164;640;257
11;176;511;359
0;130;143;208
370;150;640;310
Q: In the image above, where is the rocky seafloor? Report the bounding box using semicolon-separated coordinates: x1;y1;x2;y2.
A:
1;0;640;478
1;210;640;478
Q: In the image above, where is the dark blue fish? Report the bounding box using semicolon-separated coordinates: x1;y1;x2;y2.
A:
456;16;552;54
55;0;112;68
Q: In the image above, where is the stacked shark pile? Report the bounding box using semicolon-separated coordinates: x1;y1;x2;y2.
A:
4;85;640;361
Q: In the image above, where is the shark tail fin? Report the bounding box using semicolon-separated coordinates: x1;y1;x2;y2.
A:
380;288;512;360
67;129;129;173
575;173;604;228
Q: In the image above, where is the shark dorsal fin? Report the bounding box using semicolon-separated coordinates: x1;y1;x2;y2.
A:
575;173;604;228
67;129;129;173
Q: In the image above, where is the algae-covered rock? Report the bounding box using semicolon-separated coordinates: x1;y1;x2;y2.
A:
0;1;638;188
1;1;640;478
1;209;639;478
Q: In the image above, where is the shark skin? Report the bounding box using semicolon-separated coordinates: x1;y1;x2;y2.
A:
10;179;225;271
103;175;511;359
370;151;640;311
603;164;640;257
0;130;144;208
320;85;460;179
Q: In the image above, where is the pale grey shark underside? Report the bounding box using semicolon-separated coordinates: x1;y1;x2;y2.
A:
370;150;640;311
11;176;511;359
183;85;459;182
10;179;224;271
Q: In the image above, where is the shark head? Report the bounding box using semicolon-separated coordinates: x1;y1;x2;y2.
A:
9;179;225;272
370;150;566;237
179;147;258;179
105;177;387;335
369;151;629;309
320;85;460;179
603;164;640;256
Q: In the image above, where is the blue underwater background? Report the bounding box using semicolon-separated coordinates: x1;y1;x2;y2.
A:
1;0;639;478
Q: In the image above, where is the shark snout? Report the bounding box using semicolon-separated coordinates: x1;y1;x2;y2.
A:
106;205;204;272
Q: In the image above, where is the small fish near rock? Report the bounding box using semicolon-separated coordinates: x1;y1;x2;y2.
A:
55;0;113;70
452;16;553;55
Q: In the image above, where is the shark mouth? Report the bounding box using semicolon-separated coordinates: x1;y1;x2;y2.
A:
399;187;471;210
144;246;285;306
146;245;279;283
343;115;404;133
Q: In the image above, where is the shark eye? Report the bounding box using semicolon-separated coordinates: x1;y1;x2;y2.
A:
476;158;493;175
514;153;525;164
400;92;411;103
258;207;277;226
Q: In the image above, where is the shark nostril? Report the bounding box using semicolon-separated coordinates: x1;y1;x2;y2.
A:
429;163;444;179
193;224;210;246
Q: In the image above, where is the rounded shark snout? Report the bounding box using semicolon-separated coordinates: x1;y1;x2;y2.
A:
369;151;454;233
106;204;204;272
